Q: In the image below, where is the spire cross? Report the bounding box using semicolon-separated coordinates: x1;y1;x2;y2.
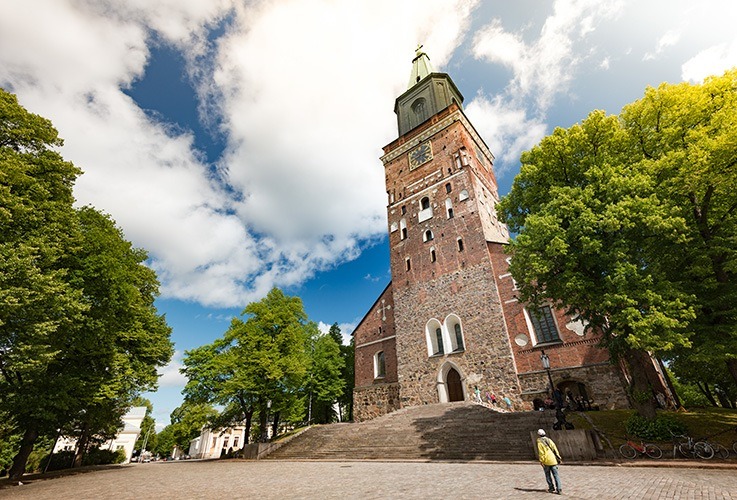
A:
415;44;424;56
376;299;391;321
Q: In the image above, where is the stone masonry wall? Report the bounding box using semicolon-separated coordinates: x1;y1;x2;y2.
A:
353;383;401;422
392;259;522;407
518;363;630;410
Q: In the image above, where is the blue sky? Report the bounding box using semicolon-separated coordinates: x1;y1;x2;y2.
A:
2;0;737;428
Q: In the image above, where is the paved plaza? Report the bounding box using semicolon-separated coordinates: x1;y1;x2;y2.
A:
2;460;737;499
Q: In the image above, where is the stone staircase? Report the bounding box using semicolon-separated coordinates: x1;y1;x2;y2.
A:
266;402;556;461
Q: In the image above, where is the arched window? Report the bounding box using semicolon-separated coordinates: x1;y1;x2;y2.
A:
423;229;434;242
425;319;444;356
459;189;469;201
419;197;433;222
400;218;407;240
445;198;454;219
374;351;386;378
457;238;464;252
405;257;411;271
445;183;452;193
412;98;427;124
430;248;436;263
444;314;465;352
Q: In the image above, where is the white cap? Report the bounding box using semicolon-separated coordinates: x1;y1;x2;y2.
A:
537;429;546;436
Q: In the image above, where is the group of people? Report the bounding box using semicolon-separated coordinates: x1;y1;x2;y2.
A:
473;386;513;411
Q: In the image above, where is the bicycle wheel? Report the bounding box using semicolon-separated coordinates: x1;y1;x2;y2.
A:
694;441;714;459
619;443;637;459
712;443;730;459
677;442;692;458
644;444;662;459
732;441;737;455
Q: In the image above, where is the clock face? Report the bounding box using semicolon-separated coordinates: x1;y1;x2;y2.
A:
409;141;433;170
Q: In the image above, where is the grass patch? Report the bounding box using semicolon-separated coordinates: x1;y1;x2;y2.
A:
571;407;737;447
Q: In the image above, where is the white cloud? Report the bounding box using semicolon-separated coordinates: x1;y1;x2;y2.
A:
682;41;737;83
0;0;476;307
644;29;681;61
157;351;188;388
472;0;623;109
465;95;547;176
467;0;623;173
317;321;357;345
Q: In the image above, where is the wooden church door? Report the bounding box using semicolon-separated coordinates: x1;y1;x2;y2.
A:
446;368;464;402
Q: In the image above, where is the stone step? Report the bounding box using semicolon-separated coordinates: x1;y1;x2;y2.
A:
266;402;552;461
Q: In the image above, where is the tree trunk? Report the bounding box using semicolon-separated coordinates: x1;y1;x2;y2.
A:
715;389;731;408
8;427;39;482
243;409;253;445
727;359;737;389
624;348;658;419
258;406;268;443
73;422;89;468
271;411;280;439
696;381;719;407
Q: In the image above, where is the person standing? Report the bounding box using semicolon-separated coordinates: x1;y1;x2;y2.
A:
503;395;513;411
536;429;562;495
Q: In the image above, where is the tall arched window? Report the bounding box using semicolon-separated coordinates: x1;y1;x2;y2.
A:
400;218;407;240
421;197;430;210
445;198;454;219
423;229;434;242
425;319;444;356
444;314;465;352
374;351;386;378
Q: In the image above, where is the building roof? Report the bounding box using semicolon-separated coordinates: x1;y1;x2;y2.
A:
407;45;433;88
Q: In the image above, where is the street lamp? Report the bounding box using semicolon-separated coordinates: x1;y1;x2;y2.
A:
540;350;555;393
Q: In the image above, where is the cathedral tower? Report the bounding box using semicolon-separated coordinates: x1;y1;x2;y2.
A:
352;49;631;421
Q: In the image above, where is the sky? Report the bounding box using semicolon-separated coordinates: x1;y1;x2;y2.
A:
2;0;737;428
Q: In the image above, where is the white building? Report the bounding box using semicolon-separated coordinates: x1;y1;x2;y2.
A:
188;425;249;459
53;406;147;464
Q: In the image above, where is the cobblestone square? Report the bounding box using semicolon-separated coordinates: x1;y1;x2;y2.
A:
2;460;736;499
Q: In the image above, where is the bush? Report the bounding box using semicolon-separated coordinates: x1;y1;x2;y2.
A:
40;447;126;472
40;450;75;472
625;414;686;441
82;447;126;466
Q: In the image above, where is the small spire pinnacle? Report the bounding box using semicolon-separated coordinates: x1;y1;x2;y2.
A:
408;45;434;89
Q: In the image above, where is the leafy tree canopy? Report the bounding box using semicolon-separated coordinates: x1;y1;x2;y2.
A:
498;70;737;414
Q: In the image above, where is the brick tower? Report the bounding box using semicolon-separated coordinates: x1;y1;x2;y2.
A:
352;48;635;421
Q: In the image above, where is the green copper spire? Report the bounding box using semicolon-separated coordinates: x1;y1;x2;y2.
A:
407;45;434;88
394;46;464;136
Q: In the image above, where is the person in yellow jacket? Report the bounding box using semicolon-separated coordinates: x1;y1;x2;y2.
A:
537;429;562;494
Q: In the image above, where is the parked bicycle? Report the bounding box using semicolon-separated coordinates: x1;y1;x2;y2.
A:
704;439;731;459
619;438;663;459
671;432;714;459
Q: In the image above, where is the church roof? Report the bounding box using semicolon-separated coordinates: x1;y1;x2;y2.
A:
407;46;433;88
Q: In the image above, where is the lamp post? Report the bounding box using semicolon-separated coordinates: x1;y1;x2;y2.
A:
540;350;555;394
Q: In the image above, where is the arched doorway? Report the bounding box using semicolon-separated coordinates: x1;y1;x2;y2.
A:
446;367;464;402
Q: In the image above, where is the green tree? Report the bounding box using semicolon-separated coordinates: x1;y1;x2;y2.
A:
182;288;311;443
498;110;695;418
0;88;87;480
166;401;217;455
328;323;354;421
619;70;737;388
0;89;173;480
499;70;737;417
305;327;345;424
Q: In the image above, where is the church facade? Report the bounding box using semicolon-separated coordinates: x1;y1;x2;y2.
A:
352;50;634;422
